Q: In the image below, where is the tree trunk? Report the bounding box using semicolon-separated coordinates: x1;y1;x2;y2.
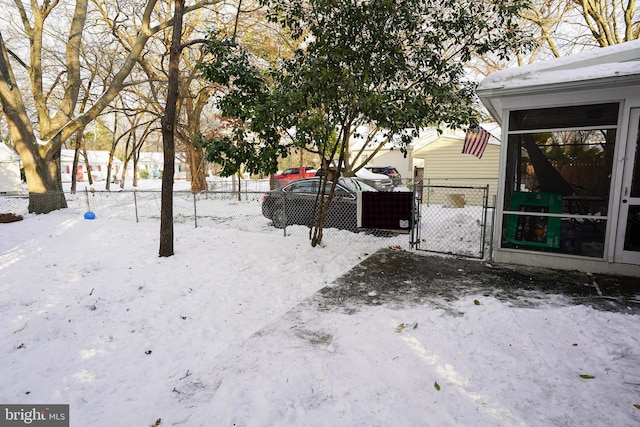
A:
71;133;81;193
187;144;207;191
25;143;68;213
132;149;139;188
119;134;134;189
0;33;66;213
159;0;184;257
105;112;119;191
81;140;93;185
3;95;67;212
237;171;241;201
311;138;348;246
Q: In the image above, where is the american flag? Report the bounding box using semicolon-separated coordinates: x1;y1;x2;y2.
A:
462;126;491;159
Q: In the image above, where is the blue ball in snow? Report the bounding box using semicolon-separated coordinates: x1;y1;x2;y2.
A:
84;211;96;220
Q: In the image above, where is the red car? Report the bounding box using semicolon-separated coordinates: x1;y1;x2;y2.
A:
274;166;316;188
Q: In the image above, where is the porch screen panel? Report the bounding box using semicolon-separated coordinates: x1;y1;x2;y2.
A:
502;103;619;259
509;103;619;131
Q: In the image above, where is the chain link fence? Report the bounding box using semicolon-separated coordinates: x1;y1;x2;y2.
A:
2;182;493;258
0;194;30;218
412;184;491;258
0;188;412;247
206;178;271;193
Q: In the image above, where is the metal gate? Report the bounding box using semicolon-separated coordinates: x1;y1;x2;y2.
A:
411;184;491;259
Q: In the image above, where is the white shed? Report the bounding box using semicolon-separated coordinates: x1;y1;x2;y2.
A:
0;143;22;194
477;39;640;277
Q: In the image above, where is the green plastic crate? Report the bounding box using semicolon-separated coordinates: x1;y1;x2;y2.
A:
506;192;562;249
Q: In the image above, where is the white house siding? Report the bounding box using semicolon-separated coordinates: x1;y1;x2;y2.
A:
137;152;188;180
0;143;22;194
137;153;163;179
412;137;500;206
60;150;125;183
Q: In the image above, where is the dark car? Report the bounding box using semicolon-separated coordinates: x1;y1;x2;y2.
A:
365;166;402;186
262;177;377;230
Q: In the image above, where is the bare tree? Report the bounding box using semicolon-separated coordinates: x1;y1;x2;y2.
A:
159;0;185;257
117;112;158;188
104;1;273;192
572;0;639;47
466;0;638;80
0;0;222;213
519;0;639;62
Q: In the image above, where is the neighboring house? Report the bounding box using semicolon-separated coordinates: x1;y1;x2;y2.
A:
0;142;22;194
60;149;124;182
137;152;188;180
137;152;163;179
410;126;501;206
349;126;501;200
349;135;415;185
60;150;189;183
477;39;640;277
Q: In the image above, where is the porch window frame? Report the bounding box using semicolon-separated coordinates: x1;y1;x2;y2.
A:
500;102;620;259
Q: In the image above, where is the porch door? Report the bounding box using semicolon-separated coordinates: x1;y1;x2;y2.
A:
616;108;640;264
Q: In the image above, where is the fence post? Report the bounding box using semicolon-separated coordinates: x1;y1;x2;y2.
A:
283;192;287;236
488;194;497;262
134;191;139;223
193;192;198;228
480;185;489;258
84;188;91;212
410;184;418;249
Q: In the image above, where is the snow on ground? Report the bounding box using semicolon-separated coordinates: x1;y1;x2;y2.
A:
1;180;639;426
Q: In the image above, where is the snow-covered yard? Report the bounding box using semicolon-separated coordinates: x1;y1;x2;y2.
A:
1;180;639;426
